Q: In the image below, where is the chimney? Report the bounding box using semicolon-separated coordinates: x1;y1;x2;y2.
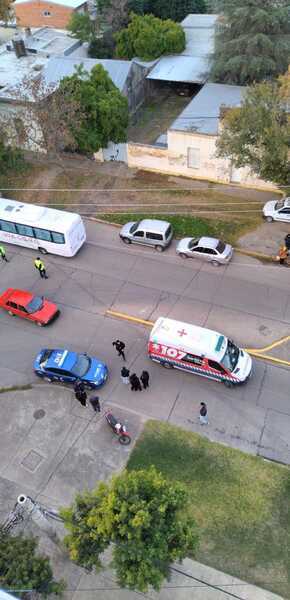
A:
12;35;27;58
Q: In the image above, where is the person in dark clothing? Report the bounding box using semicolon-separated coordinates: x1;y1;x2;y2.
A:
121;366;130;384
74;379;85;394
140;370;149;389
129;373;142;391
90;396;101;413
199;402;208;425
112;339;126;360
75;389;87;407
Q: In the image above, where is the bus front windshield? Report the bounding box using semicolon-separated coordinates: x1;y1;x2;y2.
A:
221;340;239;372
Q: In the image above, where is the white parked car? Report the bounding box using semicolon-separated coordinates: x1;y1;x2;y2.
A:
263;197;290;223
176;236;233;265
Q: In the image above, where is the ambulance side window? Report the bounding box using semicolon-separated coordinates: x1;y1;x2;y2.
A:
184;353;203;365
208;359;226;373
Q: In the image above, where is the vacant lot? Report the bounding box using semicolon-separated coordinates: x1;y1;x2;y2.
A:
0;154;275;245
127;420;290;598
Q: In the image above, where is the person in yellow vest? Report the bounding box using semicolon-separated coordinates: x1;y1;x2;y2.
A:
34;257;48;279
0;245;8;262
277;245;288;266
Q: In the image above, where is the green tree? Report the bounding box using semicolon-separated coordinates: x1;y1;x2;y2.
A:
59;64;129;154
62;466;198;592
0;0;12;21
67;12;94;42
211;0;290;84
216;76;290;185
115;13;185;60
0;530;64;598
128;0;206;21
0;137;24;175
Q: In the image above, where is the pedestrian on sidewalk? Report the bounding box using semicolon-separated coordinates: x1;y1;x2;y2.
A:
130;373;142;391
34;257;48;279
112;339;126;360
140;370;149;389
199;402;208;425
277;244;288;266
74;379;85;394
89;395;101;413
75;388;87;407
0;245;8;262
121;366;130;384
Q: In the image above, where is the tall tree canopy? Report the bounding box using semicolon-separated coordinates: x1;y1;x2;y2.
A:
0;0;12;21
62;467;198;592
216;73;290;185
128;0;206;21
0;530;64;598
67;12;93;42
115;13;185;60
211;0;290;84
59;64;129;154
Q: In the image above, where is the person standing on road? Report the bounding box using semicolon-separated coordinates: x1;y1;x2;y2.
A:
121;366;130;384
34;257;48;279
277;245;288;266
199;402;208;425
140;370;149;389
130;373;142;391
75;388;87;407
74;379;85;394
90;395;101;413
112;339;126;360
0;245;8;262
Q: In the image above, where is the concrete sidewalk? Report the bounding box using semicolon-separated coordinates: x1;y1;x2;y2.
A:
0;384;287;599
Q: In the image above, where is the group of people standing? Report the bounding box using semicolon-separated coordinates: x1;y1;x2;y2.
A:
121;366;149;391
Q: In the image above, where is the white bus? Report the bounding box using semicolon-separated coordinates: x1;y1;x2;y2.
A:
0;198;86;257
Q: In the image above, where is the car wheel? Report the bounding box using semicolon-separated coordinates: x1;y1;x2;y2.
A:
211;260;220;267
43;376;53;383
266;216;273;223
155;245;164;252
36;321;44;327
121;237;131;244
162;361;173;369
179;252;188;259
38;247;48;254
8;311;14;316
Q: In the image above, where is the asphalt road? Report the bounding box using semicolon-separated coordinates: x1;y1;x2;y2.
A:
0;220;290;465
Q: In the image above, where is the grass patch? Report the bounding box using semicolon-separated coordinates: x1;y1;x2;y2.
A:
97;213;261;245
0;384;32;394
127;420;290;597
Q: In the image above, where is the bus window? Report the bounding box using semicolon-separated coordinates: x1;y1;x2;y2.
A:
33;227;52;242
16;224;34;237
51;231;65;244
0;220;17;233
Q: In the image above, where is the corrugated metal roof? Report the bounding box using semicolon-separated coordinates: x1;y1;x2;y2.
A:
147;55;210;84
181;14;218;28
15;0;85;7
170;82;245;135
43;57;132;91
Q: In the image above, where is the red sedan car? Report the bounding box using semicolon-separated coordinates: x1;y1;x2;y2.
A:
0;288;59;326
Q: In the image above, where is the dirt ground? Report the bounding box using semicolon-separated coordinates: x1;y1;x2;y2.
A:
0;153;284;248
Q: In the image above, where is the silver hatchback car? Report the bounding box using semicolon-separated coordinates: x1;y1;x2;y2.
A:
119;219;173;252
176;236;233;265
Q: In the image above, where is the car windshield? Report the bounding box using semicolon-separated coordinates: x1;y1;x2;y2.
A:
275;200;284;210
40;349;52;368
221;340;240;372
72;354;91;377
129;221;140;234
188;238;199;249
216;241;226;253
26;296;43;314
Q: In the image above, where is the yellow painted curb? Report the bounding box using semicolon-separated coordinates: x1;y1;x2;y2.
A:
106;309;153;327
106;310;290;367
235;248;275;262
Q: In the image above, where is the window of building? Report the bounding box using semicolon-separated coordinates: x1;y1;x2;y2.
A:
187;147;200;169
43;10;51;16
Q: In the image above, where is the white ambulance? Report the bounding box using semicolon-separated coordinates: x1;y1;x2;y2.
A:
148;317;252;387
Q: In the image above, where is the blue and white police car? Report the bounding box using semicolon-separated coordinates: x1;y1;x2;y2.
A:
34;348;108;388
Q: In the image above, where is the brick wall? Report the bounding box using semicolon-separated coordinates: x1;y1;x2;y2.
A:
15;0;86;28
